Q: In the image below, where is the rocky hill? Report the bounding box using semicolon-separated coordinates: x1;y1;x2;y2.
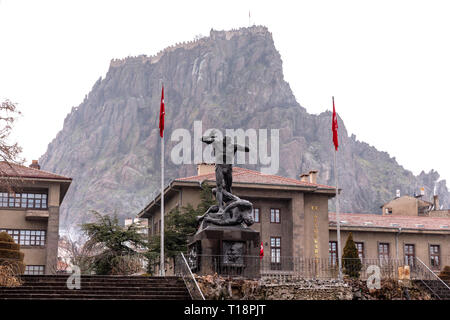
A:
39;26;450;232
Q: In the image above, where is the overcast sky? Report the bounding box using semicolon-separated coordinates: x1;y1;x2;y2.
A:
0;0;449;186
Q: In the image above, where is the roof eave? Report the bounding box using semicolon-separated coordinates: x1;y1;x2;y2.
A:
174;179;337;194
329;224;450;234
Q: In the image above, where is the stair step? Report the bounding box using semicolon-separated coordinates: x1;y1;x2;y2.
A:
0;276;191;300
0;294;190;300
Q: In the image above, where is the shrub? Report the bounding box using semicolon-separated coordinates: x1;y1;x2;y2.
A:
0;264;22;287
439;266;450;281
342;232;362;278
0;232;25;277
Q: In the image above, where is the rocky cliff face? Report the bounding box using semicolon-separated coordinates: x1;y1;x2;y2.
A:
39;26;449;232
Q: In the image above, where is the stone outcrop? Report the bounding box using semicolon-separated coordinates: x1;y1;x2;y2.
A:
38;26;450;232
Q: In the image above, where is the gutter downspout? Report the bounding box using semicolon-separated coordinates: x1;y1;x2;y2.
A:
396;227;402;260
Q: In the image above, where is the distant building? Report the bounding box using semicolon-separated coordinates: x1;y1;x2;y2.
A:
0;161;71;274
330;194;450;271
124;217;149;239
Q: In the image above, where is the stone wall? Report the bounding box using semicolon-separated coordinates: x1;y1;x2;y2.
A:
195;274;433;300
110;25;270;68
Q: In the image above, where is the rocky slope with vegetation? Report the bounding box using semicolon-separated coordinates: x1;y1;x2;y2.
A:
39;26;449;232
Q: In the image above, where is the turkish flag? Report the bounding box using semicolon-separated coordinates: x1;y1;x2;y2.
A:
332;96;338;151
260;242;264;259
159;85;165;138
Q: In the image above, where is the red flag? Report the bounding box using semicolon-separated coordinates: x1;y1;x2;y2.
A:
332;96;338;151
159;85;165;138
260;242;264;259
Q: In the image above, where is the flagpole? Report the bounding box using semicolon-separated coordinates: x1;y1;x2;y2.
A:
160;84;165;277
332;95;342;281
160;132;165;276
334;148;342;280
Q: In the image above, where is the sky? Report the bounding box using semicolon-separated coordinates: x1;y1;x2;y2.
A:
0;0;449;185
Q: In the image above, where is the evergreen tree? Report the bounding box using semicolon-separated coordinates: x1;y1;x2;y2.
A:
146;182;215;273
342;232;362;278
81;211;148;275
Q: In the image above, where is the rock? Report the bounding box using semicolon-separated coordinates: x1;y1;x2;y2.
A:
38;26;450;230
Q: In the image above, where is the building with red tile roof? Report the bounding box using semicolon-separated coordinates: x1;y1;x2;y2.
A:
139;164;450;274
0;161;72;275
139;164;337;268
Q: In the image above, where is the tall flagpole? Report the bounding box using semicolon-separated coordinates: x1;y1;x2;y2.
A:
334;149;342;280
160;84;165;277
160;130;165;276
333;96;342;280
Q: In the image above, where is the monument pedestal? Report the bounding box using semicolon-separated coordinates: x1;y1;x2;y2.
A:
187;226;260;278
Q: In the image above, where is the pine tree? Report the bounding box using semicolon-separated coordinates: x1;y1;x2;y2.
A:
342;232;362;278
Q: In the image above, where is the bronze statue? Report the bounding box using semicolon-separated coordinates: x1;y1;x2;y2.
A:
196;132;254;231
201;131;249;210
196;188;254;231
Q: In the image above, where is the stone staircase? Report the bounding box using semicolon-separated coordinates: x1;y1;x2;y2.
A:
0;275;191;300
415;280;450;300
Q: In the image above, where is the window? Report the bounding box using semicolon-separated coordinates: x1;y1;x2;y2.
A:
430;245;440;269
251;208;260;223
0;191;48;209
355;242;364;260
270;237;281;269
378;243;390;263
329;241;337;266
0;229;46;246
25;265;44;275
404;244;415;266
385;208;392;215
270;209;280;223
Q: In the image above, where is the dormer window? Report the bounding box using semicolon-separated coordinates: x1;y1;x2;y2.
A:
385;208;393;215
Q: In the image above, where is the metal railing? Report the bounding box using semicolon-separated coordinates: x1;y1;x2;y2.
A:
188;255;416;280
411;257;450;300
174;253;205;300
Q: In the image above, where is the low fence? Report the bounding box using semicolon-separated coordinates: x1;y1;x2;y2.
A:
187;255;447;281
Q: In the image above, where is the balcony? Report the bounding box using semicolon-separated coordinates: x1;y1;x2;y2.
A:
25;210;49;221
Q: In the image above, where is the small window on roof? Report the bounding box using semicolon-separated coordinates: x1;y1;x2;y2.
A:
391;223;400;227
340;220;348;224
415;224;425;228
440;225;449;229
364;221;373;226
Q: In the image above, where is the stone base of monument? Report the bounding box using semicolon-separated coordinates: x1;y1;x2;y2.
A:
187;226;260;279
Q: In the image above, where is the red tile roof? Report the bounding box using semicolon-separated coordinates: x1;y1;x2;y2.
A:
329;212;450;231
177;166;336;189
0;162;71;181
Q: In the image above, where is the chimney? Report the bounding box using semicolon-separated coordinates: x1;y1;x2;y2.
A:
433;195;439;211
299;173;309;182
420;187;425;196
308;170;318;184
29;160;40;170
396;189;400;198
197;163;215;176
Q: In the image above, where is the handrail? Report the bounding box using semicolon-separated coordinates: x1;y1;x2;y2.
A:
415;257;450;291
179;252;205;300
